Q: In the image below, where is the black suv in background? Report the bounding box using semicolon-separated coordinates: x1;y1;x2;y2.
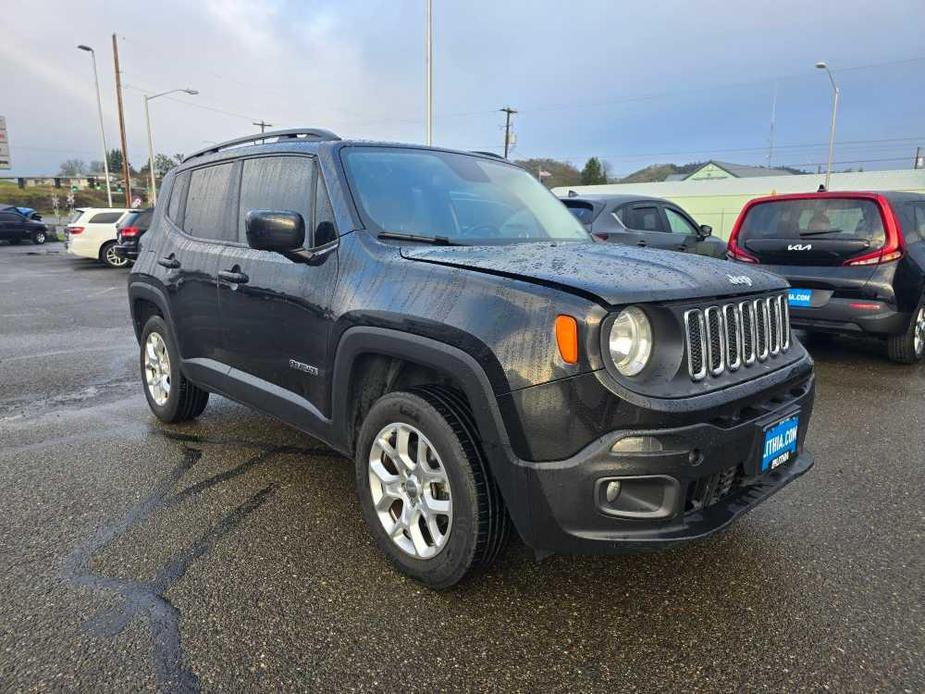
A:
0;204;49;245
114;208;154;262
560;193;726;258
728;191;925;363
129;129;815;588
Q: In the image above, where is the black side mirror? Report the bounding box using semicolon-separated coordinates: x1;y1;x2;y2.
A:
245;210;305;252
699;224;713;238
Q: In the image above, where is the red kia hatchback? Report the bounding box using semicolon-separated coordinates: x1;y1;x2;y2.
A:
727;191;925;363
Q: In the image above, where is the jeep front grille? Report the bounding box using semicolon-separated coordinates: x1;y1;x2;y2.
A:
684;294;790;381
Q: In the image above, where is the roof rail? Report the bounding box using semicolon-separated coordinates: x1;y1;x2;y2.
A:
183;128;341;162
471;150;506;160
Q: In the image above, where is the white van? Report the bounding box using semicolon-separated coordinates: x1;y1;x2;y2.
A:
65;208;133;267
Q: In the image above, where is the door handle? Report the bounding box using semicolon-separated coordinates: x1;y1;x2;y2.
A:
158;255;181;269
218;269;249;284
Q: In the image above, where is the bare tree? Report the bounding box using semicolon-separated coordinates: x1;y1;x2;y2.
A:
58;159;88;176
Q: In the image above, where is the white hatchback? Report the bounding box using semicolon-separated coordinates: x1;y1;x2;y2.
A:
65;208;133;267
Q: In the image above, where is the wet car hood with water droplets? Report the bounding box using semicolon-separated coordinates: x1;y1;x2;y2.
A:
400;242;787;305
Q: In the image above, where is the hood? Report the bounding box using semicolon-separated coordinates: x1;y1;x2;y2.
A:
400;242;786;305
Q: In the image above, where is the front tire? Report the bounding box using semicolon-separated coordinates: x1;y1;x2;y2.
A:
31;230;47;245
101;241;129;268
140;315;209;422
354;388;509;589
887;303;925;364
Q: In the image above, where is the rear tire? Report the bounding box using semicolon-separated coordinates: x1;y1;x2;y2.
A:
101;241;129;268
887;303;925;364
8;237;21;246
354;387;509;589
140;315;209;422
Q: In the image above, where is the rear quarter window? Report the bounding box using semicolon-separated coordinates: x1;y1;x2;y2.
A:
88;212;125;224
562;201;595;224
184;163;237;241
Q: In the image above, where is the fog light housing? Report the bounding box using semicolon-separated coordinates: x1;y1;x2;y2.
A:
595;475;680;519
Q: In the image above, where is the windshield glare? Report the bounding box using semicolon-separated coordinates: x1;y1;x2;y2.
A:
740;198;886;244
343;147;589;244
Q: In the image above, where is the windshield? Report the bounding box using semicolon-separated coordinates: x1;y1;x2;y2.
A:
739;198;886;244
343;147;589;244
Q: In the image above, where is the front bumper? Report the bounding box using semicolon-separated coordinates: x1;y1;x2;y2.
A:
499;372;815;554
790;297;908;336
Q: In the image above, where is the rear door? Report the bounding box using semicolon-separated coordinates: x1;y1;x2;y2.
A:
615;203;681;250
160;163;236;364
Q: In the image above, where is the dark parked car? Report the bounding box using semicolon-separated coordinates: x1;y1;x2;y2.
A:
560;193;726;258
114;208;154;261
0;204;49;245
728;191;925;363
128;129;815;588
16;207;42;221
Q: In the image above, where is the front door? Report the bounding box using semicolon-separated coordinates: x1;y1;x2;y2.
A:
662;205;704;254
217;155;338;416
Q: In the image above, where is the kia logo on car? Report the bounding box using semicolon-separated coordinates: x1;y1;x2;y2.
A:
787;243;812;251
726;274;753;287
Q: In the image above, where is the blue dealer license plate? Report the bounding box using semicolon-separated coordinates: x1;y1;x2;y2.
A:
761;415;799;472
788;289;812;307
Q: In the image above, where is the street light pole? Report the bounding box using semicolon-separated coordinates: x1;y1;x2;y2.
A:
143;88;197;205
77;45;113;207
425;0;433;145
816;61;839;191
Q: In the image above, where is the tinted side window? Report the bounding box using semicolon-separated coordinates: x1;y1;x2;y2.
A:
0;212;21;223
238;156;314;243
88;212;124;224
185;163;237;241
625;206;664;232
136;210;154;228
910;203;925;238
167;172;190;225
313;175;338;246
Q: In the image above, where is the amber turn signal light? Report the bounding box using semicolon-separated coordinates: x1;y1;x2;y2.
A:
554;315;579;364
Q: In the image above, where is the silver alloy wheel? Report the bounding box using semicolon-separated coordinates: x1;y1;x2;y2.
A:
914;307;925;356
144;332;171;406
368;422;453;559
105;244;128;267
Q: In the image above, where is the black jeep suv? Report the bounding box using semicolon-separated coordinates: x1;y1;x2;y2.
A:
128;129;815;588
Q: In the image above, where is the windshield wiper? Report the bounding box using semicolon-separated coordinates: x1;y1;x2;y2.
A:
377;231;465;246
799;228;844;237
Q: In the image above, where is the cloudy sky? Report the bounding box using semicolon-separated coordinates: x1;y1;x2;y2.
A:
3;0;924;176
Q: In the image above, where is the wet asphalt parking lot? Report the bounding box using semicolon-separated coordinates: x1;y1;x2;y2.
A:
0;242;922;693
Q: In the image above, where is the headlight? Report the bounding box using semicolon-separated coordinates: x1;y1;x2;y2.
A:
609;306;652;376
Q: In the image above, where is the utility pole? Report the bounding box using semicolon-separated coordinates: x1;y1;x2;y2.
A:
112;33;132;204
252;120;273;133
914;146;923;170
425;0;433;145
500;106;517;159
767;82;777;168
